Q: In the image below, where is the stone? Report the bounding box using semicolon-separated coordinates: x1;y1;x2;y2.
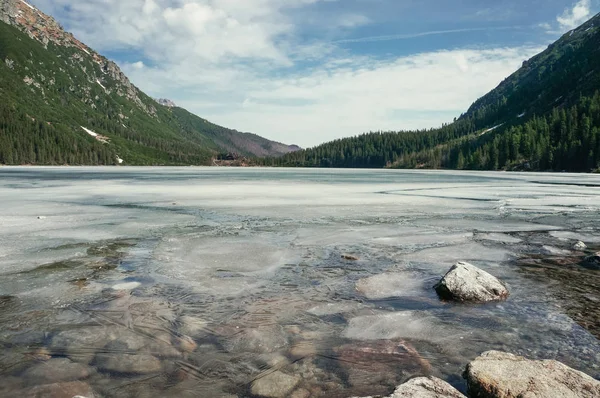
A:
95;352;162;374
25;381;96;398
572;241;587;251
173;335;197;353
178;315;209;336
334;340;432;395
223;326;288;354
289;340;317;359
583;252;600;268
23;358;92;384
342;254;359;261
352;376;466;398
290;388;311;398
251;371;301;398
464;351;600;398
50;327;114;364
434;262;508;302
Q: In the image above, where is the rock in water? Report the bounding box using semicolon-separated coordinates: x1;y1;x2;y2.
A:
334;340;432;396
464;351;600;398
583;252;600;268
352;376;466;398
25;381;96;398
23;358;92;384
95;352;161;374
572;241;587;251
251;371;301;398
434;262;508;302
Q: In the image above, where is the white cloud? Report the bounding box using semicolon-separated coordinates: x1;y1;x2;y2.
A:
32;0;541;147
557;0;592;31
123;46;541;147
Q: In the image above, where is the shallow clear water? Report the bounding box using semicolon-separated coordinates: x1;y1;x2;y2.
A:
0;167;599;397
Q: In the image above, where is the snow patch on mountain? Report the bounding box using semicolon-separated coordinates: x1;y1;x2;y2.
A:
81;126;98;137
480;124;504;136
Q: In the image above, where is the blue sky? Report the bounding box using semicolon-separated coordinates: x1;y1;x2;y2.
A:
30;0;599;147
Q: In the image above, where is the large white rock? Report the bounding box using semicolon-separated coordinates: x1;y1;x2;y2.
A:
352;377;466;398
572;240;587;251
465;351;600;398
434;262;508;302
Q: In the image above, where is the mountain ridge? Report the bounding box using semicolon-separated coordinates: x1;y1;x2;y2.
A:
0;0;298;165
264;12;600;172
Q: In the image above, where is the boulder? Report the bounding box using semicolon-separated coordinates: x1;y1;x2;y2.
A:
572;241;587;251
434;262;508;302
352;376;466;398
464;351;600;398
250;371;301;398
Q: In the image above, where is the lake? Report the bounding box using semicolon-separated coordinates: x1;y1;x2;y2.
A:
0;167;599;397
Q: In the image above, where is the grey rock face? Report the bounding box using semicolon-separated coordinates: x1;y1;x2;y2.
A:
352;376;466;398
464;351;600;398
434;262;509;302
250;371;301;398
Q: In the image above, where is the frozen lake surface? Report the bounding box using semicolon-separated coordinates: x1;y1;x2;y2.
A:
0;167;599;397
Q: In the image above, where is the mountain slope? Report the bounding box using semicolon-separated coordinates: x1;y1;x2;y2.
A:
266;13;600;172
0;0;297;165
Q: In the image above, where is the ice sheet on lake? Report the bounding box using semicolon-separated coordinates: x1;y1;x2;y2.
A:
355;273;427;299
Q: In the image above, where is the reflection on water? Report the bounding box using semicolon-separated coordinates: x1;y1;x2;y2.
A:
0;167;599;397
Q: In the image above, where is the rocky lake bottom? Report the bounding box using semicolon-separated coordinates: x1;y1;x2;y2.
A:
0;167;599;397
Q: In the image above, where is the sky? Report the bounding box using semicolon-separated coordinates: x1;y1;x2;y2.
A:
29;0;600;148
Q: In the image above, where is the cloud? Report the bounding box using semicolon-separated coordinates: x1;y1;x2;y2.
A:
333;26;522;44
31;0;541;147
557;0;592;31
122;45;541;147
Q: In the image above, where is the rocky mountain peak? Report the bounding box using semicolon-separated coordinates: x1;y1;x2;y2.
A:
155;98;177;108
0;0;156;117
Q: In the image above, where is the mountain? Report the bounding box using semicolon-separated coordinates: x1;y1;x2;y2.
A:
266;13;600;172
0;0;297;165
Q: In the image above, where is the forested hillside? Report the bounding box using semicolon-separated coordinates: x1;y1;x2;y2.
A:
265;13;600;172
0;0;296;165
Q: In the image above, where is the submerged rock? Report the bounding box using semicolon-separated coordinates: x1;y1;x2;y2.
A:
334;339;431;395
23;358;92;385
572;241;587;251
25;381;96;398
251;371;301;398
464;351;600;398
50;327;114;364
583;252;600;268
352;376;466;398
95;352;162;374
434;262;508;302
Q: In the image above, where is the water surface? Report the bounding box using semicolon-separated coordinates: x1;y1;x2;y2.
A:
0;167;599;397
